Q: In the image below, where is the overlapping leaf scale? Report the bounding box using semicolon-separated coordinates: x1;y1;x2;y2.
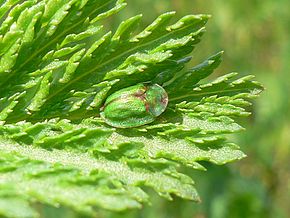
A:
105;131;245;169
169;71;262;103
0;0;35;29
104;13;208;88
1;10;208;123
165;51;223;93
0;0;125;82
29;12;208;122
0;109;244;212
0;0;17;19
0;91;25;123
166;73;262;137
0;78;260;215
0;139;199;215
0;0;42;79
0;151;146;215
162;52;262;129
176;96;251;117
0;112;246;169
0;0;125;123
0;0;264;216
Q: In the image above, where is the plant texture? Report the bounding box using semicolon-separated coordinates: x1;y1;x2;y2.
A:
0;0;263;217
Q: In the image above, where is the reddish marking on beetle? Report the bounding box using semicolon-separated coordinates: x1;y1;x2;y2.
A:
133;94;146;101
161;94;168;105
133;87;147;101
145;102;150;112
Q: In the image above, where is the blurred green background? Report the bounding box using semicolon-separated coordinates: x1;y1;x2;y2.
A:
41;0;290;217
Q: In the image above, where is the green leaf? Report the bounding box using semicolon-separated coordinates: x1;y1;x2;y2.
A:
0;0;263;217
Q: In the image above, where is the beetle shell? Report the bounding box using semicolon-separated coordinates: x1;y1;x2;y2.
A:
100;83;168;128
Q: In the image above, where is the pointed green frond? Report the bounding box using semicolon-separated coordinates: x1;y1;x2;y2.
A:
0;0;263;217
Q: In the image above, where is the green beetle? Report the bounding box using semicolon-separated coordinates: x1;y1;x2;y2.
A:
100;83;168;128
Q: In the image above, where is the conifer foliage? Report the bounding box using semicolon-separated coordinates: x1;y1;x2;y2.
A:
0;0;263;217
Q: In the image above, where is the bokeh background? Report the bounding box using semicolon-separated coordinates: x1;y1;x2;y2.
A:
41;0;290;217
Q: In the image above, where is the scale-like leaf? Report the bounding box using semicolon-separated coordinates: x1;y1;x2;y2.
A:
0;0;263;217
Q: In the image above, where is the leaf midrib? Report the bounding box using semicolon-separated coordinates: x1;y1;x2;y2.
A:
169;86;257;102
